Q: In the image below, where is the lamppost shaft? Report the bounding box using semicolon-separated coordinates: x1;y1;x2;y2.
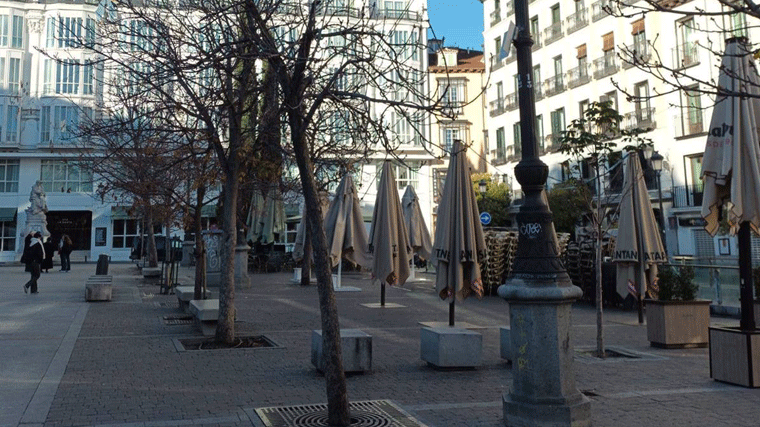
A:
656;172;666;252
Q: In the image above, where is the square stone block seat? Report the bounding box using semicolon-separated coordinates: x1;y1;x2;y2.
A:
189;299;219;336
85;275;113;302
142;267;161;278
312;329;372;374
175;286;218;313
420;326;482;368
500;326;512;361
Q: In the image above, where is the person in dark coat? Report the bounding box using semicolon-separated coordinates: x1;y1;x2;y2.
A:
24;232;44;294
42;237;55;272
21;232;32;272
59;234;73;272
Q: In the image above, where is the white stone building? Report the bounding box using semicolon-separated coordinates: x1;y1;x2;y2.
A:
481;0;757;258
0;0;435;263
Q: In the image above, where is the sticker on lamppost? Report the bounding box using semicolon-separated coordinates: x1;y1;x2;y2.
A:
480;212;492;225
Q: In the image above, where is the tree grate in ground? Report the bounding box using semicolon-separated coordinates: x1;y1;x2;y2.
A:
574;346;666;363
153;301;179;308
255;400;426;427
162;314;194;325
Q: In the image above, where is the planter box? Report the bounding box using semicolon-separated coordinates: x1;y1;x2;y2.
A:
420;327;482;368
709;326;760;388
645;299;711;348
311;329;372;373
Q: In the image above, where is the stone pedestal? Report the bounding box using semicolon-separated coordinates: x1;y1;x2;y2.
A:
311;329;372;373
142;267;161;278
420;327;482;368
85;275;112;301
235;241;251;289
202;230;223;287
190;299;219;336
499;279;590;427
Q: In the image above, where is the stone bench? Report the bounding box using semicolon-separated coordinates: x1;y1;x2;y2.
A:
500;327;512;361
189;299;219;336
142;267;161;278
85;275;113;302
312;329;372;374
420;326;482;368
175;286;218;313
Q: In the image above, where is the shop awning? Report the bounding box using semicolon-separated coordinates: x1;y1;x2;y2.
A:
0;207;17;222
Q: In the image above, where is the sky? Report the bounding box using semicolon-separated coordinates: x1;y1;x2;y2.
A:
427;0;485;51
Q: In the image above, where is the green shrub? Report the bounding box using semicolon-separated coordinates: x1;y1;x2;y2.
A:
657;265;697;301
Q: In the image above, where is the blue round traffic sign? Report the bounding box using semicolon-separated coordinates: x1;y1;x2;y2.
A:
480;212;491;225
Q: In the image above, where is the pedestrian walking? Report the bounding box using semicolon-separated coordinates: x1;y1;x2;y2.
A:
42;237;55;273
59;234;73;272
24;232;45;294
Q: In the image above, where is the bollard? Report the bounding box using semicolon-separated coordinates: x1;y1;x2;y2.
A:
95;254;110;275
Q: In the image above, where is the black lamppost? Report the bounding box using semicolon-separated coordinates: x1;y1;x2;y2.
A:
479;179;488;194
650;151;666;252
497;0;590;423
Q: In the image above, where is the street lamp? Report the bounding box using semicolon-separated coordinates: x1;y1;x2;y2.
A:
650;151;666;252
497;0;590;423
479;179;487;194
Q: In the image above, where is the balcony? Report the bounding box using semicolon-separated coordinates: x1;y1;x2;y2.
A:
593;52;618;79
674;110;707;138
490;56;504;72
566;64;591;89
507;145;522;162
621;42;652;69
542;21;563;46
543;74;565;97
441;102;464;117
493;147;507;165
505;92;519;111
490;9;501;27
623;107;656;131
374;9;422;20
505;0;515;15
533;85;544;101
591;0;611;22
566;9;588;34
673;42;700;69
672;185;703;208
489;99;505;117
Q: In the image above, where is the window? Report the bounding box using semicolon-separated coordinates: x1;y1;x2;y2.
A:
0;159;19;192
551;4;560;24
676;18;697;67
0;16;7;47
389;30;411;58
383;0;407;18
56;59;80;94
0;215;15;252
683;85;703;135
632;19;646;53
550;108;565;145
11;16;22;48
553;55;562;78
113;219;139;249
40;106;49;143
390;110;420;146
55;17;84;48
8;58;19;94
535;114;544;150
600;90;617;111
83;60;93;95
530;16;539;37
512;122;522;158
727;12;747;38
496;127;506;159
40;105;90;143
438;78;465;114
40;160;93;193
5;105;17;142
442;125;466;153
634;81;651;121
579;99;589;117
379;161;419;190
533;65;541;96
494;36;502;60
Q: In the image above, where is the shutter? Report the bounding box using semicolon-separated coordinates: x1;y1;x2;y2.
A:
602;32;614;51
631;19;645;35
577;44;587;58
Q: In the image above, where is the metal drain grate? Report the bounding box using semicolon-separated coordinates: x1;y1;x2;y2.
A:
154;301;179;308
255;400;426;427
162;314;194;325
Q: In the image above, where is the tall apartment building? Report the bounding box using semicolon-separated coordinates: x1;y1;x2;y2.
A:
482;0;755;258
0;0;433;262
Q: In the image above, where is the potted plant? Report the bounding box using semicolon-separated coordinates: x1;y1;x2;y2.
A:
646;265;711;348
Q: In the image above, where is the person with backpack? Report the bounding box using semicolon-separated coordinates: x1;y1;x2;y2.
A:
24;232;45;294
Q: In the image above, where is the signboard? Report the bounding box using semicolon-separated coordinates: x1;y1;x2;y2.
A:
95;227;107;247
480;212;492;226
499;21;516;61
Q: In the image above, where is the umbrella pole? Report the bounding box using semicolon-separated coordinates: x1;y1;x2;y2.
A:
337;257;342;289
381;283;385;306
739;222;756;331
449;299;455;327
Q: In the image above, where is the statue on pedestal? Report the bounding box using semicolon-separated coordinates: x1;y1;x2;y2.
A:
24;181;50;237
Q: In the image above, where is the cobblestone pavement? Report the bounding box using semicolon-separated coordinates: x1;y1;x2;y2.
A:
2;262;760;427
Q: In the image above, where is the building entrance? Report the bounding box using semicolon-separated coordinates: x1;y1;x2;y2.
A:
46;211;92;251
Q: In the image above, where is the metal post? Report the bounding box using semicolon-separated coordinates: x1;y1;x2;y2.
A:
656;171;666;253
738;222;756;331
497;0;590;423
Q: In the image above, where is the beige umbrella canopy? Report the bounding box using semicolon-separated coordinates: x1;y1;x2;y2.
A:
292;191;330;263
401;185;432;261
323;174;372;270
701;37;760;330
246;187;285;245
369;161;412;304
613;153;666;305
432;140;487;325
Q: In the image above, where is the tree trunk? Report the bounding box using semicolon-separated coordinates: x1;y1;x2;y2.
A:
301;220;312;286
215;145;240;345
146;204;158;268
194;187;207;300
595;172;605;358
291;121;349;425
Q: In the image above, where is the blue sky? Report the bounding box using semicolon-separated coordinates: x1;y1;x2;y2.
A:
427;0;484;51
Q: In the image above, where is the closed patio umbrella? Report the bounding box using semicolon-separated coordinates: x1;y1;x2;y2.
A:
613;153;666;322
701;37;760;331
402;185;432;262
369;161;412;306
323;173;372;289
432;140;487;326
247;187;285;246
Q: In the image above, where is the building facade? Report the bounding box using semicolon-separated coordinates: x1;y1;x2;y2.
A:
482;0;756;258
